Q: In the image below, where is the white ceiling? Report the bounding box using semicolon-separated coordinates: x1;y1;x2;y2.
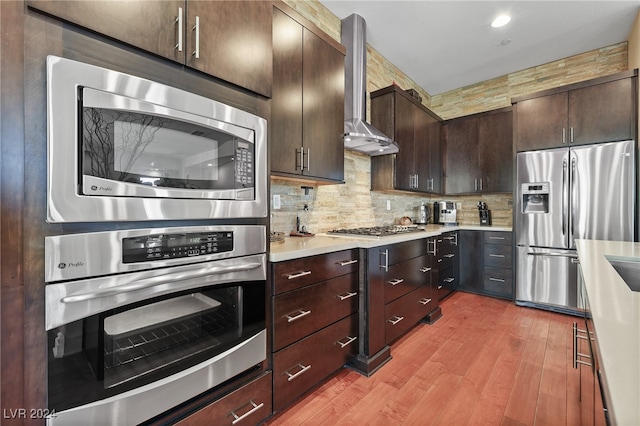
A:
320;1;640;95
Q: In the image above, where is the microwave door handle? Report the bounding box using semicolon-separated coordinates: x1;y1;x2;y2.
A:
60;262;263;303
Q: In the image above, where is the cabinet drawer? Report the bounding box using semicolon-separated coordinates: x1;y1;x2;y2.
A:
483;244;512;268
483;266;513;297
273;249;358;294
385;285;433;344
273;314;357;411
176;372;272;426
273;273;358;351
385;255;432;304
437;251;456;270
484;231;512;245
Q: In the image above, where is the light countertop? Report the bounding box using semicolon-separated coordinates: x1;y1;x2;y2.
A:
269;225;512;262
575;239;640;426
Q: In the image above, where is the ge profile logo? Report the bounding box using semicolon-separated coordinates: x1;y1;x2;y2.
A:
57;262;84;269
58;263;66;269
91;185;98;191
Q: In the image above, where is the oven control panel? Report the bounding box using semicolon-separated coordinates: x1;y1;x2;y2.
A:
122;232;234;263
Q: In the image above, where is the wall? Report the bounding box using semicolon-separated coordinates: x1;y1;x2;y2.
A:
271;0;629;235
630;10;640;70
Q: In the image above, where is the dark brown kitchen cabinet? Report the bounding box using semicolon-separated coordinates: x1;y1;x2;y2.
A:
458;230;513;300
435;231;458;301
27;1;273;97
270;249;358;412
271;4;345;183
371;85;444;193
175;372;272;426
444;107;513;194
513;70;637;151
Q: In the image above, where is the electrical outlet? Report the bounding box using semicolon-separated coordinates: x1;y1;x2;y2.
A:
386;200;391;211
273;194;281;210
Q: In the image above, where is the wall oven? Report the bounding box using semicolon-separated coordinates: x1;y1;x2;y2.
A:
46;55;267;222
44;225;267;425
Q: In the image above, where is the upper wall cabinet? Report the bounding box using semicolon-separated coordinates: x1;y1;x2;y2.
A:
370;85;443;194
27;0;273;97
513;71;637;152
444;107;513;194
270;4;346;183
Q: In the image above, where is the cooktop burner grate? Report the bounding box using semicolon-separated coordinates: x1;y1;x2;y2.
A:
327;225;423;238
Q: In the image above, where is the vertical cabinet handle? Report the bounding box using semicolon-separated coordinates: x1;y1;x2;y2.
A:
474;178;478;191
175;7;183;52
380;249;389;271
296;147;305;171
306;148;310;171
479;178;483;191
570;127;574;143
562;128;566;144
230;400;265;425
285;363;311;381
192;16;200;58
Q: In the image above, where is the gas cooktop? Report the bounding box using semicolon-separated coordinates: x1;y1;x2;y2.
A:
326;225;424;238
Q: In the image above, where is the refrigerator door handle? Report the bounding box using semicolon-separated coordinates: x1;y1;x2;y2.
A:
562;158;568;236
570;155;577;242
527;252;578;259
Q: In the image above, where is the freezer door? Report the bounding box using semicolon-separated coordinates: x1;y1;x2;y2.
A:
515;246;579;313
569;140;635;248
516;149;569;248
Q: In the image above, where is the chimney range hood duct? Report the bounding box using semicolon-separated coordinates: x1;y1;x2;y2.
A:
341;13;399;156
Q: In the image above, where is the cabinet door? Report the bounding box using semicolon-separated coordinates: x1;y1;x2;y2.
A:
414;108;436;192
478;110;513;192
187;1;272;97
428;117;443;193
569;77;636;145
514;92;568;151
28;0;184;62
458;230;483;293
445;117;478;194
302;28;345;182
394;95;417;191
271;7;303;176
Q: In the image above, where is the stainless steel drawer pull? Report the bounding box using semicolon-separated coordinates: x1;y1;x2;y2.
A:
444;278;454;283
388;316;404;325
285;363;311;381
489;277;506;283
339;259;358;266
388;278;404;286
285;309;311;323
572;322;593;369
420;267;432;273
444;254;455;258
337;291;357;301
336;335;357;348
286;270;312;280
418;298;432;305
489;236;506;240
437;285;443;289
489;254;505;258
437;259;443;263
230;400;265;425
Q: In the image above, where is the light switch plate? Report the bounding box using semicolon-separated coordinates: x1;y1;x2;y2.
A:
273;194;281;210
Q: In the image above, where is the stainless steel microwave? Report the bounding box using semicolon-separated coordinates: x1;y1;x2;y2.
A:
46;55;267;222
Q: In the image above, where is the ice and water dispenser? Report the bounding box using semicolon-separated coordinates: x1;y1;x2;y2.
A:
521;182;550;213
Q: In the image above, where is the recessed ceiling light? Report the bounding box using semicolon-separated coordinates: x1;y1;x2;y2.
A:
491;15;511;28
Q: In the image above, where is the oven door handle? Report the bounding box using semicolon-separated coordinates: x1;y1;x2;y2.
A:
60;262;263;303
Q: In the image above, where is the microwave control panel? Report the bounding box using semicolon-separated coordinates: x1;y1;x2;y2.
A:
122;232;234;263
235;141;253;187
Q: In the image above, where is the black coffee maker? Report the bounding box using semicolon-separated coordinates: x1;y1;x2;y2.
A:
478;201;491;226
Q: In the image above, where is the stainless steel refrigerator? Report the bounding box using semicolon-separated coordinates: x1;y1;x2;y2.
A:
515;140;635;314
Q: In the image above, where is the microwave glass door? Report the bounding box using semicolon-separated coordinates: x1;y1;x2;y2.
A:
81;88;254;199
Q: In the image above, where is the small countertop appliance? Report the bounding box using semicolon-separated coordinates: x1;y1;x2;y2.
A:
433;201;457;225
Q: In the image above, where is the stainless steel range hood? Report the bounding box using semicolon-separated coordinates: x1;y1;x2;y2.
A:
341;13;399;156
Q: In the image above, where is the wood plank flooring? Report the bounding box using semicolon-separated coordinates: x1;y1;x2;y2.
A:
266;291;583;426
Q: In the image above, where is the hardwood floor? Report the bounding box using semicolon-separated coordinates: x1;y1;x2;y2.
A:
266;291;583;426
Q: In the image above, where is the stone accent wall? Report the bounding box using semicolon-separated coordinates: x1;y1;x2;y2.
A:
271;0;628;235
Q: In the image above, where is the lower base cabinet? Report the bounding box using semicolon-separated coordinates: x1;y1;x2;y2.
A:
273;314;358;411
385;285;434;343
175;372;272;426
459;230;513;299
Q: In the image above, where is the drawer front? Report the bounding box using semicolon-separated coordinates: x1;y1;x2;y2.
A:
483;266;513;298
483;244;512;268
385;285;433;344
384;255;432;304
437;251;456;270
273;249;359;294
176;372;272;426
273;273;358;351
273;314;357;412
484;231;512;246
386;239;430;265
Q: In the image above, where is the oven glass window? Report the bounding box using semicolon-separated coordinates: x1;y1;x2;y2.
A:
81;103;253;192
47;282;265;413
